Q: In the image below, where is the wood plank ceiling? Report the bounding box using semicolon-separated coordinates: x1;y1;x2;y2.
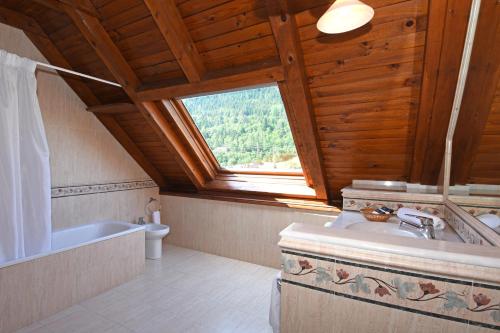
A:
0;0;479;204
466;80;500;185
451;0;500;186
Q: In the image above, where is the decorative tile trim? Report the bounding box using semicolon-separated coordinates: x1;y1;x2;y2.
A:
282;279;498;330
282;251;500;330
444;208;492;246
444;203;500;247
282;250;471;285
51;180;157;198
342;198;444;218
460;206;499;218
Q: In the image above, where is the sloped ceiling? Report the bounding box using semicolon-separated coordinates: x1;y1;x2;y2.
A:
0;0;478;204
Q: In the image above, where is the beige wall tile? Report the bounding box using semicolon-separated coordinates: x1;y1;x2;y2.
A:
160;195;339;268
51;188;160;229
281;251;500;332
0;22;160;229
281;282;471;333
281;283;335;333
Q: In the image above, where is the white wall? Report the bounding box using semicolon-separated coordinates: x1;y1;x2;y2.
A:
0;23;159;229
161;195;339;268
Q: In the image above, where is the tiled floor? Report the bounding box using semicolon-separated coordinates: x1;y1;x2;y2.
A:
16;246;278;333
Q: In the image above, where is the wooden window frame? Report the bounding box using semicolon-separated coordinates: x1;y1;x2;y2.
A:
169;85;320;199
175;84;306;177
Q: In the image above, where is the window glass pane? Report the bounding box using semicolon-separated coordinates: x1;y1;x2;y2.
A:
181;85;302;171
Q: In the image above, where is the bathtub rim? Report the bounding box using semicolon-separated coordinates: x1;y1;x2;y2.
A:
0;220;144;269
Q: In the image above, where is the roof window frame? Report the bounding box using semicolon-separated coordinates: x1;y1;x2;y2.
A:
176;84;306;177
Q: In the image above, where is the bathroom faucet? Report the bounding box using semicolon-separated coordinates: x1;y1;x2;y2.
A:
137;217;146;225
399;215;436;239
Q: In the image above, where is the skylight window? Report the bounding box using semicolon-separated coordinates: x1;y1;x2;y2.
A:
181;85;302;172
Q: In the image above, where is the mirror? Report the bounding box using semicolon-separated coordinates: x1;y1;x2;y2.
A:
447;0;500;234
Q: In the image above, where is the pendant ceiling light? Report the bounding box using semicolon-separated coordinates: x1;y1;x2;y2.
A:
317;0;374;34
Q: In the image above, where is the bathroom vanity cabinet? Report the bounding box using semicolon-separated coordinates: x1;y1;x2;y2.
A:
279;220;500;332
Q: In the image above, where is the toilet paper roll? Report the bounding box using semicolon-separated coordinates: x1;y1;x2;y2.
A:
152;210;161;224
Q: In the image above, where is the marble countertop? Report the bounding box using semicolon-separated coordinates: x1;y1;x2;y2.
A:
280;212;500;270
328;211;463;243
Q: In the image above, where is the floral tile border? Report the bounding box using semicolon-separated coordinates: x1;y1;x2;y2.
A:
51;179;157;198
342;198;444;218
282;251;500;330
461;206;500;218
444;207;493;246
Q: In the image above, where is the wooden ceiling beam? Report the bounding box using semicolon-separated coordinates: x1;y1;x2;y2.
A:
410;0;473;184
451;0;500;185
409;0;448;184
0;5;46;36
161;100;219;179
33;0;99;18
143;0;205;82
87;103;138;115
266;0;329;201
63;7;141;90
0;5;99;106
0;5;168;188
136;63;285;101
29;36;101;107
63;5;208;189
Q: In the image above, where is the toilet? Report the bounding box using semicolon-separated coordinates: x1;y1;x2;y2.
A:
144;223;170;259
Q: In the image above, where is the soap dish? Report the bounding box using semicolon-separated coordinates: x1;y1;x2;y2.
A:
360;208;391;222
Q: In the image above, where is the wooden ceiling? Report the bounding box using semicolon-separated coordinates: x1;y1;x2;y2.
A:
0;0;488;204
451;0;500;186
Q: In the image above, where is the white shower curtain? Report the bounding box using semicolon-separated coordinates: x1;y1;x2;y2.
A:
0;50;51;263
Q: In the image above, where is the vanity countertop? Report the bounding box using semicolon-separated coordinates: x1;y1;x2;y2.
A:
328;211;463;243
279;215;500;281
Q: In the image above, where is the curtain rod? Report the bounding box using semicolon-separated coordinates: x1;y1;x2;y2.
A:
36;62;122;87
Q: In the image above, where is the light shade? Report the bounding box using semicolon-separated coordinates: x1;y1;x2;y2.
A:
317;0;374;34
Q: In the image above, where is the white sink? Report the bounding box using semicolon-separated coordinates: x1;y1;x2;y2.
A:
327;211;426;239
326;211;463;242
345;222;424;239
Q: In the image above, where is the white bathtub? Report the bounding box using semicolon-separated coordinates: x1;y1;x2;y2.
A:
0;221;144;268
0;221;145;333
52;221;144;251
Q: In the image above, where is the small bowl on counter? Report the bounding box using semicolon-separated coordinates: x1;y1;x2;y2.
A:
360;207;392;222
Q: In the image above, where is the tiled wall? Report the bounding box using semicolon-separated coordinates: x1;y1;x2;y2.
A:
51;185;159;229
161;195;339;268
0;23;160;229
343;197;444;218
281;250;500;332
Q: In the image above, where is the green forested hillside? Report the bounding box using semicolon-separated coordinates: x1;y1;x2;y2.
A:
182;86;300;169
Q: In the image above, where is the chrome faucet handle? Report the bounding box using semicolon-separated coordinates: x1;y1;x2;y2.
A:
399;218;420;229
417;216;434;226
137;217;145;225
416;217;435;240
399;216;436;240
